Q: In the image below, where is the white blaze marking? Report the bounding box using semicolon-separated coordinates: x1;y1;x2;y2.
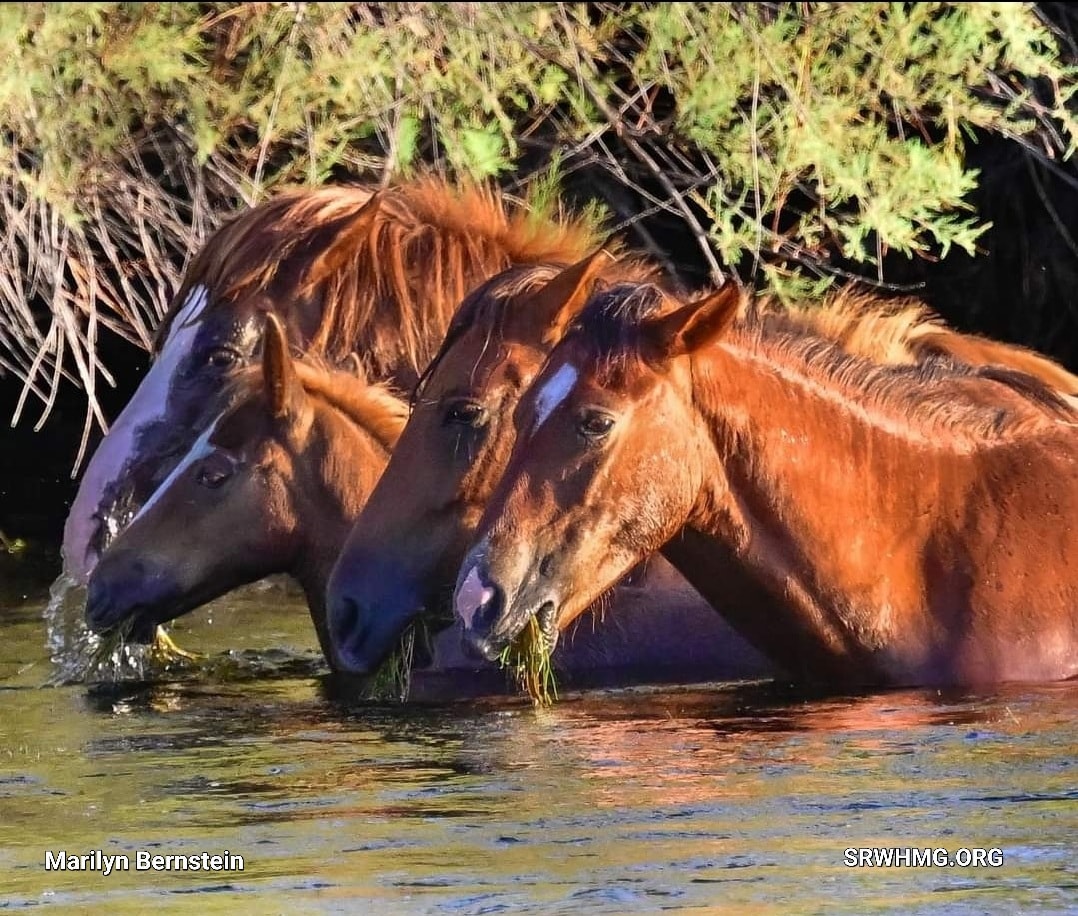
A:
64;286;214;576
127;412;223;526
532;362;578;432
70;286;210;501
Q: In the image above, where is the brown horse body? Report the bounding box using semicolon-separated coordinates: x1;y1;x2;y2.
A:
66;174;1078;587
453;280;1078;688
326;247;1078;681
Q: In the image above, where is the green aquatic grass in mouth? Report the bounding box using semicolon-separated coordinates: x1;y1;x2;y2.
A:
363;624;417;702
499;616;558;707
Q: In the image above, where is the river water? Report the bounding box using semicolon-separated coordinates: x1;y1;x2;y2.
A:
1;566;1075;914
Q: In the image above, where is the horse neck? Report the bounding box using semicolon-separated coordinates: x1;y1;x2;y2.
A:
289;408;393;648
675;333;1029;679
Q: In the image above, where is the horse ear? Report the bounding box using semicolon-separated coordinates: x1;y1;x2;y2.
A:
527;246;616;345
263;313;305;419
643;284;742;362
306;191;384;286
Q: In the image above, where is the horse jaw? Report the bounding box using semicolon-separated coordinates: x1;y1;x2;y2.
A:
61;286;210;584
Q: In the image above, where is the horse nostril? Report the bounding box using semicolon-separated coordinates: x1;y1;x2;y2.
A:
330;595;384;676
332;596;365;645
455;563;505;634
539;554;555;578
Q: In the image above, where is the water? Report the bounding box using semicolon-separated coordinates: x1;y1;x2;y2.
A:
2;567;1076;913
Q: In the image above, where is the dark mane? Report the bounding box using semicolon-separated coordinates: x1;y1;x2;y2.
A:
155;176;609;383
575;281;669;370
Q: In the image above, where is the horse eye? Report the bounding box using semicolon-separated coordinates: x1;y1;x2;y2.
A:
577;411;614;440
206;347;240;369
444;401;487;428
196;465;232;489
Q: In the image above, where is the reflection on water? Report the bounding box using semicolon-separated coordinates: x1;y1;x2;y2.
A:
1;579;1075;913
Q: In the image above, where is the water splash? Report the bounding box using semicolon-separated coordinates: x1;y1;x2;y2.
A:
41;571;159;685
41;569;328;687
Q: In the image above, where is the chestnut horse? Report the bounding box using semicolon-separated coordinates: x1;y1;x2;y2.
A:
63;177;602;585
326;246;1078;678
84;316;775;690
453;279;1078;688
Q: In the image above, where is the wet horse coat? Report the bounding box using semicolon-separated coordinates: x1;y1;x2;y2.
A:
453;281;1078;688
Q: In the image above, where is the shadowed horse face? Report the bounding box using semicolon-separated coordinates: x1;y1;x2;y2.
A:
453;284;737;661
85;316;401;662
325;253;634;674
63;191;384;585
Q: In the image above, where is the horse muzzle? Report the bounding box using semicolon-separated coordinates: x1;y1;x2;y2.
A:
453;557;562;662
325;554;428;676
85;553;181;641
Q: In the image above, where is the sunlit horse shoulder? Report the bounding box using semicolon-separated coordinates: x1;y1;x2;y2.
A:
64;176;604;584
325;241;1078;682
83;316;775;691
454;279;1078;688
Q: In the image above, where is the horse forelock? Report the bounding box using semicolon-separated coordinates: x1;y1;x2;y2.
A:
570;282;670;380
410;258;664;408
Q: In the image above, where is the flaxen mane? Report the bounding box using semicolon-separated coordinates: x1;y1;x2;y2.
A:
578;282;1078;440
155;177;607;382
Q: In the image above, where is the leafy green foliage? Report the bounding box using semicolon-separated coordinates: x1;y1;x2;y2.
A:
1;2;1075;448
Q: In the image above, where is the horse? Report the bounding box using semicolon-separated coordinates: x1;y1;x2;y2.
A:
325;246;1078;679
451;278;1078;688
62;176;604;586
83;315;777;692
